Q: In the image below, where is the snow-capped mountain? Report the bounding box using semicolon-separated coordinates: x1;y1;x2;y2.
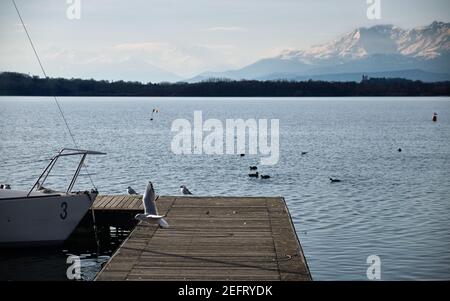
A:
279;21;449;62
190;21;450;82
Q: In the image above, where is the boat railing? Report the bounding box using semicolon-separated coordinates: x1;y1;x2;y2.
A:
27;148;106;197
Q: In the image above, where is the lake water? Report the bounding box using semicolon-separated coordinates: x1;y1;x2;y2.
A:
0;224;132;281
1;96;449;280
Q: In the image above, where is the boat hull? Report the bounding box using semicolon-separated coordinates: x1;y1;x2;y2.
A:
0;192;96;246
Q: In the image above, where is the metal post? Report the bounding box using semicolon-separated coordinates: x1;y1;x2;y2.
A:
27;156;57;197
67;154;86;193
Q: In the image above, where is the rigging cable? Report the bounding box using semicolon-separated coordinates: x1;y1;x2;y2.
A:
11;0;97;190
12;0;101;257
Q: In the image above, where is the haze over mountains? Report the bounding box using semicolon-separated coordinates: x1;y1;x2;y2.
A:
189;21;450;83
3;21;448;83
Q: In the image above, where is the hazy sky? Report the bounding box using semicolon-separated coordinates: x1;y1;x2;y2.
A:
1;0;449;81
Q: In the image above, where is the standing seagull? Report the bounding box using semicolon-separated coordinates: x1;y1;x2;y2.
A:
127;186;137;195
180;185;193;195
135;181;169;228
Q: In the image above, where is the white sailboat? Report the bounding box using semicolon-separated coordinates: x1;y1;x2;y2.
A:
1;2;107;247
0;148;105;246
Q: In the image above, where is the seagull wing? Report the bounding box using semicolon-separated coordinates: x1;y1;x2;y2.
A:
143;182;158;215
145;214;165;219
185;187;193;195
158;218;170;229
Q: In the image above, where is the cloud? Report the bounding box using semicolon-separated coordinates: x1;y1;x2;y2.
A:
2;39;246;81
204;26;246;32
113;42;174;51
111;42;191;72
109;41;241;77
261;46;297;58
3;23;26;33
194;44;237;50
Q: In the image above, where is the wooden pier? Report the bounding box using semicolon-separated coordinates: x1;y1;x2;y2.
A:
93;195;311;281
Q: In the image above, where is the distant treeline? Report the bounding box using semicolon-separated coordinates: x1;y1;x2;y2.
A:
1;72;449;97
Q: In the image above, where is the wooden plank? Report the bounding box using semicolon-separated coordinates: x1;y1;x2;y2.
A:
122;195;136;209
266;198;312;280
128;196;142;209
113;195;125;209
108;195;125;209
94;196;311;281
117;195;130;209
94;195;112;209
100;195;117;209
92;195;104;206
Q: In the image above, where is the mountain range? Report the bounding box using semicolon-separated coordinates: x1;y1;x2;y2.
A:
188;21;450;82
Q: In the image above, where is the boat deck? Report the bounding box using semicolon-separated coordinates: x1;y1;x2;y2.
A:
93;195;311;281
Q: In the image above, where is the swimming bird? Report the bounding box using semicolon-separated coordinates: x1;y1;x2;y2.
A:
398;148;402;152
329;178;341;183
249;166;257;170
150;108;159;121
301;152;308;155
432;112;438;122
180;185;193;195
248;172;259;178
261;175;271;179
240;153;245;157
134;181;169;229
127;186;138;195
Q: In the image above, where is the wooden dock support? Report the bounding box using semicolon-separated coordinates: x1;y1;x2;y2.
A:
93;195;311;281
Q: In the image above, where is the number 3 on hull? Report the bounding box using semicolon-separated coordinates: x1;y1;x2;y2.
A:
0;148;106;247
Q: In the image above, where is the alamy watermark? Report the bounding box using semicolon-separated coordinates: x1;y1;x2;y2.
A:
171;111;280;165
66;0;81;20
366;255;381;280
66;255;81;280
366;0;381;20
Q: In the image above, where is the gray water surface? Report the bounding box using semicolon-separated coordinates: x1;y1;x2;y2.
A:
1;96;449;280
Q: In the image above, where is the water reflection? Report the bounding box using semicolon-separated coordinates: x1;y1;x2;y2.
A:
0;213;137;281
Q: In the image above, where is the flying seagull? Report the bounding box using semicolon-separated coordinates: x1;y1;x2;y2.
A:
180;185;193;195
134;181;169;229
127;186;137;195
